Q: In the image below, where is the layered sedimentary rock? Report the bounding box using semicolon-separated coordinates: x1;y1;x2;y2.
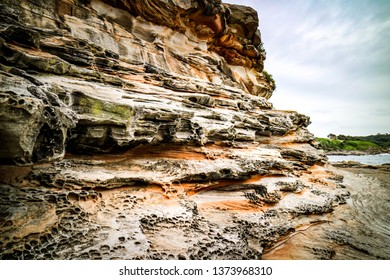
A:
0;0;350;260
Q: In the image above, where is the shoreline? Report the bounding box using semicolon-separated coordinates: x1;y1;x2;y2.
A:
325;151;389;156
262;163;390;259
327;153;390;167
331;161;390;169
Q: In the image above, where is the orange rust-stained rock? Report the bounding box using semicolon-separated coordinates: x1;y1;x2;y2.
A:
189;11;225;36
1;0;376;261
93;0;271;97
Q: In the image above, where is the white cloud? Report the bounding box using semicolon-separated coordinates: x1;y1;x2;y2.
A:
224;0;390;136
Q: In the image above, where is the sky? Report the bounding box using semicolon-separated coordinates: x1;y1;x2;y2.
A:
223;0;390;137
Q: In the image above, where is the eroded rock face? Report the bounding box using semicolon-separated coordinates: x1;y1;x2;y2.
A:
0;0;352;260
0;0;282;164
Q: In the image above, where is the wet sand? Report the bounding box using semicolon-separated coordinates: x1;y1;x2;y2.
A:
262;164;390;259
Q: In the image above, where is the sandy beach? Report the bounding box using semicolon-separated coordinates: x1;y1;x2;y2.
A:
262;163;390;259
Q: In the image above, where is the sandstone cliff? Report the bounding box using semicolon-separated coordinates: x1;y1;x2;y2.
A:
0;0;349;260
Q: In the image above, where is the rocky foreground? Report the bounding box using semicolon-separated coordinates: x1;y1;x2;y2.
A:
263;163;390;260
0;0;373;260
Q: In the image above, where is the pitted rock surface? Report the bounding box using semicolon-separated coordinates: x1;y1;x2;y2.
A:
1;0;384;260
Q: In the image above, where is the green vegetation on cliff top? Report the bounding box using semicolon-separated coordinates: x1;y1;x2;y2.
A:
316;133;390;153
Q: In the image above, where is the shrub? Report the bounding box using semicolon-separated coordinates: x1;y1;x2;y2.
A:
263;70;276;90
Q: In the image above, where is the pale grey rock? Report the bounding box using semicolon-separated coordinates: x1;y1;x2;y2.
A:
0;0;367;261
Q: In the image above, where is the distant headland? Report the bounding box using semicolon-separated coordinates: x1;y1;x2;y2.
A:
316;133;390;155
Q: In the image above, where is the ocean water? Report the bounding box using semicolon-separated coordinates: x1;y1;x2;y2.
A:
327;153;390;165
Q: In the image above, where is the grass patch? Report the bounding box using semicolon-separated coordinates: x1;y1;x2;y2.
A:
316;138;379;152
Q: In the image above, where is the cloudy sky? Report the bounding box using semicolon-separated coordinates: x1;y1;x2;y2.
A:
224;0;390;137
